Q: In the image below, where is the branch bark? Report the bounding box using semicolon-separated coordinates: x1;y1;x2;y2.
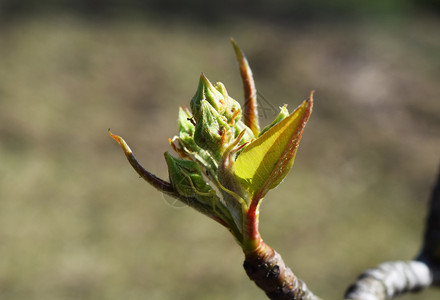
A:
417;165;440;286
344;261;432;300
344;165;440;300
243;166;440;300
244;241;320;300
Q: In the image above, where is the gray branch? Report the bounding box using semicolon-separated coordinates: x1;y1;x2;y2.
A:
344;261;432;300
343;165;440;300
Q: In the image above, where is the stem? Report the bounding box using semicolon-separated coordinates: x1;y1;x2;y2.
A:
242;197;319;299
243;200;262;253
109;130;177;195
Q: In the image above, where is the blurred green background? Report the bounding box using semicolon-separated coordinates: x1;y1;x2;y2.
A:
0;1;439;299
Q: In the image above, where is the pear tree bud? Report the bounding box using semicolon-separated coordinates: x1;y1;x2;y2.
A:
190;74;225;121
164;152;215;201
193;100;231;158
214;81;242;124
173;107;218;173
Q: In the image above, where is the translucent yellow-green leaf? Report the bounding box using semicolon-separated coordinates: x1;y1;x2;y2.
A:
234;95;313;199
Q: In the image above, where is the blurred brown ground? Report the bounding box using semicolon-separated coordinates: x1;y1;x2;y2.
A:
0;2;439;299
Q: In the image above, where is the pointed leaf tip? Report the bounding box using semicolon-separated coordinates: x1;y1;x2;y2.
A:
231;38;242;60
109;130;176;194
109;129;132;155
234;95;313;201
231;39;259;136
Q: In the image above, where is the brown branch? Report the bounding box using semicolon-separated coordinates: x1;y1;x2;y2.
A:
417;164;440;285
244;241;320;300
242;164;440;300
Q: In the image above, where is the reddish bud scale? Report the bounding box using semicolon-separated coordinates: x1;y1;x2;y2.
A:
231;38;260;136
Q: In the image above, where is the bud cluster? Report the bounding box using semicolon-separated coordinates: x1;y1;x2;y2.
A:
166;74;257;240
111;41;312;248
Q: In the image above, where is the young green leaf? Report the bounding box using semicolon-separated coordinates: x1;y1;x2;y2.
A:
164;152;234;227
234;93;313;201
259;105;289;136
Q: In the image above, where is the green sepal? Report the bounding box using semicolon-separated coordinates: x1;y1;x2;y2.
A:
172;107;218;172
233;120;255;147
164;152;241;234
191;74;225;121
193;100;231;157
178;106;195;136
165;152;212;198
214;81;242;123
